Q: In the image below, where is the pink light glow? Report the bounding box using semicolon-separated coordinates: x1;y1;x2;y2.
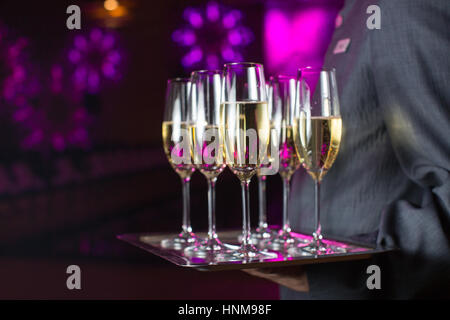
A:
102;62;116;77
173;29;196;46
222;10;241;29
264;8;333;74
206;2;219;22
293;9;329;53
221;47;242;61
228;29;242;45
265;10;290;66
183;30;196;46
181;47;203;67
191;48;202;61
184;9;203;28
13;66;25;81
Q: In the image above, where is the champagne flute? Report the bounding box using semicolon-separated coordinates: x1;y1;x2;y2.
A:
161;78;197;249
184;70;235;257
266;75;305;250
251;82;276;243
292;67;343;254
220;62;275;260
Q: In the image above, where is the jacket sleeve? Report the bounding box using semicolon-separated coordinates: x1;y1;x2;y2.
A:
372;0;450;298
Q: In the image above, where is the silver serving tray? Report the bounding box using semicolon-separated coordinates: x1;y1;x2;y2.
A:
117;230;394;271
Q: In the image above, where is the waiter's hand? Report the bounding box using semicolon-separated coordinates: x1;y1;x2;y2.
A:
243;266;309;292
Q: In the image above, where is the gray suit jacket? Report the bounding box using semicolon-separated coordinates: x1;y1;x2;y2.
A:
281;0;450;299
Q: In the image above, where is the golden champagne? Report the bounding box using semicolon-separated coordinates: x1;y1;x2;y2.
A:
256;123;277;177
221;101;270;181
278;124;301;180
190;124;225;180
162;121;195;179
294;116;342;181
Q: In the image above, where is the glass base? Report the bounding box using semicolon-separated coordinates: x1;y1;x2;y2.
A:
226;243;277;262
160;230;197;250
264;230;308;250
289;239;347;256
184;237;237;258
248;226;276;245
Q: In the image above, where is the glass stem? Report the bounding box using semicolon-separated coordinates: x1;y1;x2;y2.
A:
207;177;217;239
241;179;252;246
181;177;192;233
314;179;322;241
257;175;268;230
282;177;291;233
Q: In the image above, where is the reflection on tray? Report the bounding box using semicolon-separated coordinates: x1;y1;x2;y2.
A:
117;230;392;271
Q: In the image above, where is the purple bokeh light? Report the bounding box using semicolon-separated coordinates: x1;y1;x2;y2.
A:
172;29;196;46
0;24;31;108
206;2;220;22
67;28;122;93
264;7;338;75
222;10;242;29
1;24;123;153
173;1;253;70
181;47;203;67
228;29;242;46
18;64;93;152
184;9;204;29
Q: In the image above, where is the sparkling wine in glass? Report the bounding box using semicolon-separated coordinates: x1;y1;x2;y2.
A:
161;78;197;249
266;75;306;250
291;67;343;255
184;70;236;257
251;82;277;243
220;62;276;260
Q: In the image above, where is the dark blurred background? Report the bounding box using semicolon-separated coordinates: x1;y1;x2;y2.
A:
0;0;343;299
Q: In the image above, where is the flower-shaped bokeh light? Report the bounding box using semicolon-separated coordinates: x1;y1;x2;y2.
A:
18;65;92;152
0;24;30;108
172;1;253;70
68;28;122;93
